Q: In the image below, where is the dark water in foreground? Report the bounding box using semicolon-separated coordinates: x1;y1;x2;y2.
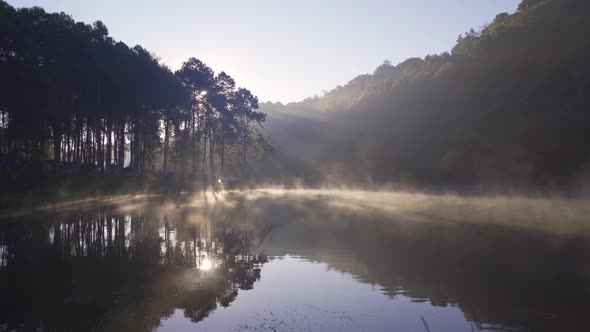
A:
1;191;589;331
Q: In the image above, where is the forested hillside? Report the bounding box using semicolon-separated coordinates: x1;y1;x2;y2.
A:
258;0;590;192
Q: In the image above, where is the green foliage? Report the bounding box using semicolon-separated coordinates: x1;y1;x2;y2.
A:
260;0;590;191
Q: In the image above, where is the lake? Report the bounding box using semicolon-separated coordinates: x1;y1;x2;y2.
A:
1;189;589;331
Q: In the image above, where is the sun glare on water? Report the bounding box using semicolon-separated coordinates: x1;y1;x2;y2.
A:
199;258;214;270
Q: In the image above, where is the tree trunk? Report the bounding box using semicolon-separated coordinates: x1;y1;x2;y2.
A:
74;117;81;163
113;124;118;166
119;121;125;168
242;115;247;174
140;131;147;174
52;122;62;163
134;121;141;173
209;126;215;186
106;116;112;168
92;127;96;165
66;130;71;162
163;118;169;174
191;108;197;174
0;110;4;155
195;117;201;176
85;120;91;163
179;123;186;191
97;119;103;170
201;118;207;176
129;125;134;169
220;128;225;175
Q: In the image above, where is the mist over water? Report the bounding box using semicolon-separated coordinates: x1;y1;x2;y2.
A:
1;189;590;331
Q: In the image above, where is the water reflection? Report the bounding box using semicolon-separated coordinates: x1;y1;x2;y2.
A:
0;192;590;331
0;199;268;331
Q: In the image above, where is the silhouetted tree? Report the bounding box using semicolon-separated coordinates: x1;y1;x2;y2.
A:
0;1;267;193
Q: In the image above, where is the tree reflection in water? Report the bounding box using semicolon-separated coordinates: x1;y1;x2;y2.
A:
0;198;268;331
1;191;590;332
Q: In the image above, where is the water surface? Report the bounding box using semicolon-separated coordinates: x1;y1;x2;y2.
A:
1;190;589;331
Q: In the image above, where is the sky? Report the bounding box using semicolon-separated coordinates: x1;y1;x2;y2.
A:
8;0;520;103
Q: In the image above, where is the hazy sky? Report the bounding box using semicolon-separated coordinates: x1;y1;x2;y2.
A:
8;0;520;103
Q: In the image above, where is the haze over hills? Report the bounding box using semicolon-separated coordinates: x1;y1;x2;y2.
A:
257;0;590;192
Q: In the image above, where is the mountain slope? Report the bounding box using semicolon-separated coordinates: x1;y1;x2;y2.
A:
257;0;590;192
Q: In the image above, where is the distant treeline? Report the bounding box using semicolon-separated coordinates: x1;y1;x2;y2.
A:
260;0;590;192
0;1;269;184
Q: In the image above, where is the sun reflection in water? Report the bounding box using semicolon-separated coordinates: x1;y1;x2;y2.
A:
199;258;214;270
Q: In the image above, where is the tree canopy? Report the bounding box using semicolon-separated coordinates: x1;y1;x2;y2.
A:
0;1;269;190
259;0;590;192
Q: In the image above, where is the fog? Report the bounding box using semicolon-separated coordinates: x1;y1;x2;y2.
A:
2;187;590;331
6;188;586;237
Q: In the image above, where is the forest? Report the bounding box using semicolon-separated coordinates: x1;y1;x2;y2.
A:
258;0;590;193
2;0;590;199
0;0;269;201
